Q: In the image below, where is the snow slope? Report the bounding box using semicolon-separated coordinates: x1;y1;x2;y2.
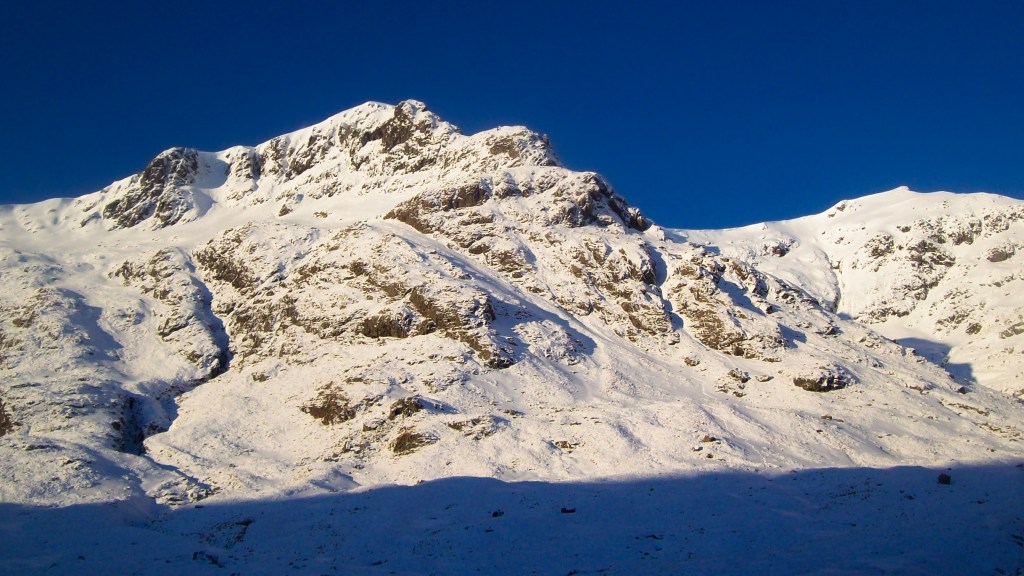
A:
1;101;1022;574
683;187;1024;396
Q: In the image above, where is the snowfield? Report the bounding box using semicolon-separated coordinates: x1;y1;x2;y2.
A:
3;465;1022;575
1;101;1022;574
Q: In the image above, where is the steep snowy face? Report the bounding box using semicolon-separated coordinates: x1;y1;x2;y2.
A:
1;103;1022;509
684;187;1024;396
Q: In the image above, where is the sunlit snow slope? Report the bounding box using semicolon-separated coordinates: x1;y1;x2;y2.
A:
683;188;1024;396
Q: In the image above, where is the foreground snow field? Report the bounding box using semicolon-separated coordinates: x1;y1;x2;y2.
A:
1;101;1022;574
3;465;1022;575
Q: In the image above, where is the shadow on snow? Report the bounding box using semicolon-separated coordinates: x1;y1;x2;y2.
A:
895;336;976;385
1;463;1022;575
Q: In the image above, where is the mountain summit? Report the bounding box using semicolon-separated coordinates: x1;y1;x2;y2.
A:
1;100;1022;572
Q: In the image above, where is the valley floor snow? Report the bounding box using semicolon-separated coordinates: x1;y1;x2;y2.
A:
2;463;1022;575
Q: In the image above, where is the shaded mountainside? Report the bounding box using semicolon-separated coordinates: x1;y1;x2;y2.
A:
0;100;1022;521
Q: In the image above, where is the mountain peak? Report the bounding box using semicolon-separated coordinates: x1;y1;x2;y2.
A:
85;100;573;231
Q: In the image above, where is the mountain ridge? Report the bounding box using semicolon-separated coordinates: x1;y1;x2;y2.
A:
0;101;1021;517
683;186;1024;395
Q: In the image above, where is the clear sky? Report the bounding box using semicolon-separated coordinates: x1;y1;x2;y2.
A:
1;1;1022;229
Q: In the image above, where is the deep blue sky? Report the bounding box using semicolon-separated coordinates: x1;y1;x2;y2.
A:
2;1;1022;228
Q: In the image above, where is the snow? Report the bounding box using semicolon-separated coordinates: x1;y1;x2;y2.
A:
683;187;1024;395
1;102;1022;574
3;465;1022;575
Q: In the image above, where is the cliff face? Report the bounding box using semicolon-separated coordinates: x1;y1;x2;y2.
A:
101;147;201;229
1;101;1022;510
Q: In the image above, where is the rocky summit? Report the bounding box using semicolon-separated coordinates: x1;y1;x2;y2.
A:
1;101;1022;574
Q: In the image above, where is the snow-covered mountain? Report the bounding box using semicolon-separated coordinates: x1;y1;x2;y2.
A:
2;101;1022;574
685;188;1024;396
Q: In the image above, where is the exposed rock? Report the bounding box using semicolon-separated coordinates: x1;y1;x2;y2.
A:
362;418;384;432
986;244;1015;262
385;180;493;233
0;328;19;369
102;148;200;229
665;252;785;361
225;147;261;192
390;428;436;455
388;397;425;420
446;415;504;439
762;238;795;257
0;398;15;437
258;136;289;179
864;233;895;258
1000;321;1024;339
793;367;856;392
727;369;750;383
109;394;147;454
359;307;417;339
371;100;420;150
302;388;356;425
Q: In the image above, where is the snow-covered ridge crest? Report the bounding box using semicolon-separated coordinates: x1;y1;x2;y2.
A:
75;100;564;231
683;186;1024;395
